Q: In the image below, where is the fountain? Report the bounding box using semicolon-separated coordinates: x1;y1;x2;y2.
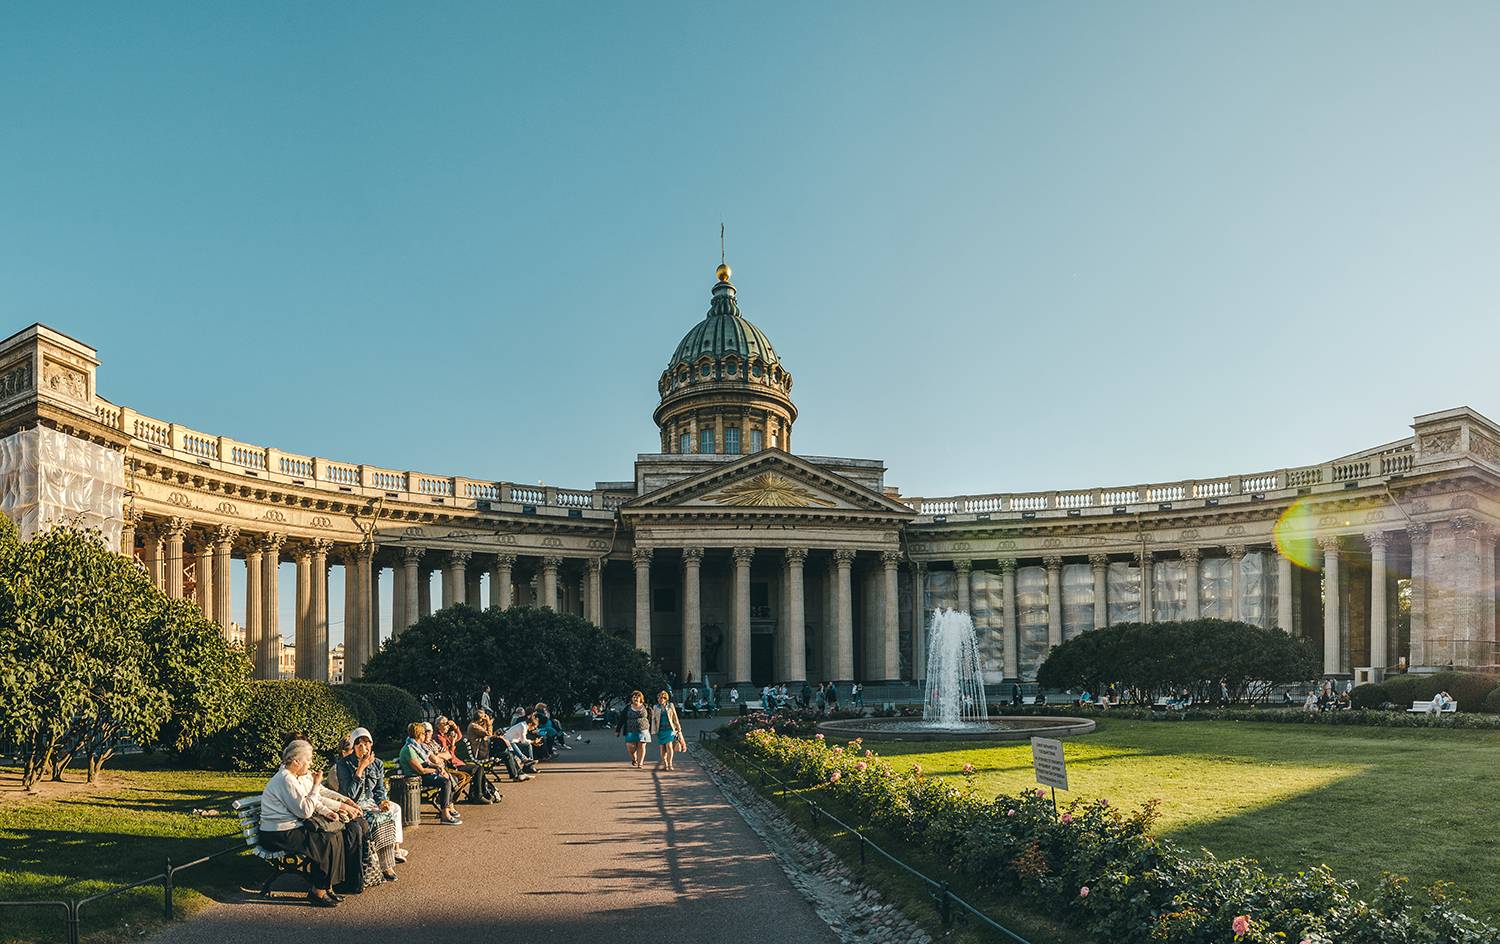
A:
814;608;1095;742
922;608;989;727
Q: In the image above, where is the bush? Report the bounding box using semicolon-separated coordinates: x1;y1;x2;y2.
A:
339;683;421;742
330;685;375;734
1350;671;1500;712
199;679;357;771
1485;686;1500;714
725;727;1500;943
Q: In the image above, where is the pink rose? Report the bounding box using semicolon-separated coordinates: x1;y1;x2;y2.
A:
864;749;874;758
814;733;825;741
856;761;868;772
1035;788;1046;798
1006;809;1016;817
829;770;841;783
962;763;975;775
1061;813;1073;824
1079;886;1089;897
1232;915;1251;937
911;763;923;776
833;746;844;754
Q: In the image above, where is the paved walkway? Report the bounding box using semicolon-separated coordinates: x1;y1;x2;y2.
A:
156;722;836;944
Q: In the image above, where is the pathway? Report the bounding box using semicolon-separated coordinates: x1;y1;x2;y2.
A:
154;721;836;943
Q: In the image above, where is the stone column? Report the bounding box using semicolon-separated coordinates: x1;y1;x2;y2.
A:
832;549;855;682
1226;544;1247;622
1318;536;1341;675
1180;548;1201;619
731;547;753;686
681;547;703;685
1089;553;1109;630
999;560;1018;679
391;558;407;634
119;510;138;560
195;541;215;619
911;562;928;680
786;549;810;681
444;551;470;608
1044;556;1063;647
880;551;900;681
1484;526;1497;655
418;561;432;617
633;548;653;653
401;548;422;632
369;561;382;654
294;546;313;679
492;553;515;610
342;549;362;681
1366;531;1389;670
465;568;482;609
955;559;972;614
351;542;374;680
311;539;331;682
541;556;561;611
1137;551;1154;621
1407;524;1429;666
259;533;284;680
585;558;603;625
212;526;236;634
244;543;263;672
1450;516;1484;667
163;517;187;599
142;526;164;589
1277;550;1295;634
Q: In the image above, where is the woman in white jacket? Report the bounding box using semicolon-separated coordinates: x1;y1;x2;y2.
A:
650;691;684;771
258;739;365;905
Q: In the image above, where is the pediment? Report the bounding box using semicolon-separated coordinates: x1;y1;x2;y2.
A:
624;451;914;518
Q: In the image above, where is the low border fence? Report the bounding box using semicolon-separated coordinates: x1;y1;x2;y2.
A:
700;729;1033;943
0;844;245;944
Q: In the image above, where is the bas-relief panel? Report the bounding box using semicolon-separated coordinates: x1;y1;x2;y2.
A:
40;357;89;404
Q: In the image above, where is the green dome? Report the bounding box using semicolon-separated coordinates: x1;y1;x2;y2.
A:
667;278;782;370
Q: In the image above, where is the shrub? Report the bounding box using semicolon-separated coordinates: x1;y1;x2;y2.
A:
340;683;421;742
199;679;357;771
1485;686;1500;714
724;727;1500;943
330;685;375;734
1350;671;1500;712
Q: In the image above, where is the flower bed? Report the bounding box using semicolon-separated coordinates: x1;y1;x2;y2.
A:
725;724;1500;944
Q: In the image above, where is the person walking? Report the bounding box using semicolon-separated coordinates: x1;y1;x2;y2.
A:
616;690;651;768
651;690;684;771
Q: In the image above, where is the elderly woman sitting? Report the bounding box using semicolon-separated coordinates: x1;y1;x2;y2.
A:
333;727;407;879
398;722;462;825
258;739;369;906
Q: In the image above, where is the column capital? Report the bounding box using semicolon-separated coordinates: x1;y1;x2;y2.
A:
541;555;562;570
732;546;756;565
1406;522;1430;544
1315;535;1340;553
1363;530;1391;550
832;548;856;565
585;557;602;574
786;547;809;565
449;550;473;566
1179;547;1201;564
404;545;426;563
1224;544;1247;559
953;558;972;574
258;532;285;554
881;549;901;566
998;558;1016;575
311;538;334;556
1134;550;1152;566
123;507;143;527
632;546;654;565
1088;552;1110;568
1043;555;1063;571
212;524;239;546
163;516;189;538
354;539;375;561
681;546;704;564
292;544;313;563
1451;515;1480;536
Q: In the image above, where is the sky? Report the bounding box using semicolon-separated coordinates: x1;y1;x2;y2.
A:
4;3;1498;643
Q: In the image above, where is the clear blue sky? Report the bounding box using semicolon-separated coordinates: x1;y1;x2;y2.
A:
5;4;1497;643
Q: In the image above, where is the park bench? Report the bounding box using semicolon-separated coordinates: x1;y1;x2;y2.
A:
1153;696;1191;711
1042;694;1077;706
231;796;313;896
1406;699;1458;714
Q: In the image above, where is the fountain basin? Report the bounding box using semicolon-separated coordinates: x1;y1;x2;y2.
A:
816;715;1096;743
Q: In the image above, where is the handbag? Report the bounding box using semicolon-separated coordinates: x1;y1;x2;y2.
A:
674;733;688;752
309;815;347;833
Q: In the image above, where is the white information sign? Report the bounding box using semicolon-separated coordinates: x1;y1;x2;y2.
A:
1030;736;1068;791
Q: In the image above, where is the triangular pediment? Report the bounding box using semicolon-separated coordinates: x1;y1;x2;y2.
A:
623;451;915;518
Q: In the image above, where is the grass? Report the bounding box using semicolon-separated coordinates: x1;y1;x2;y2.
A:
0;755;268;944
711;743;1092;944
865;718;1500;919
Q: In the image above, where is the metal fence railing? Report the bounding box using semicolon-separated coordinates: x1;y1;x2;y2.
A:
0;845;245;944
700;729;1033;943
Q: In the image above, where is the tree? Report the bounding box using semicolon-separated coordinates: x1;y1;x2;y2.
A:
363;604;665;719
0;520;250;787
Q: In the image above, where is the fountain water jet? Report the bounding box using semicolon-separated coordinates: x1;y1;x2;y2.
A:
922;608;989;727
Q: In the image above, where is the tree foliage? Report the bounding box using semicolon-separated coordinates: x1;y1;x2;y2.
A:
363;604;665;720
1036;619;1319;704
0;520;250;786
197;679;358;771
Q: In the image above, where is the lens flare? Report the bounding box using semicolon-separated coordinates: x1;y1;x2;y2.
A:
1273;498;1320;570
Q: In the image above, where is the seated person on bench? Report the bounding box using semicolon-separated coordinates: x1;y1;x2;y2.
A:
466;711;534;781
398;723;462;826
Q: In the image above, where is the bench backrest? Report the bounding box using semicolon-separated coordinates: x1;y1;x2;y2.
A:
232;795;262;848
1411;699;1458;711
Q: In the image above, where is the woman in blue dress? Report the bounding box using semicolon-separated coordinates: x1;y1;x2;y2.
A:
650;690;684;771
615;690;651;768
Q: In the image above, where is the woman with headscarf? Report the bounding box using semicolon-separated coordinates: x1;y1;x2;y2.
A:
258;740;364;905
333;727;405;880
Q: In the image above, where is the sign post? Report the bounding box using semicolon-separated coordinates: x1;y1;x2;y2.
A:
1030;736;1068;811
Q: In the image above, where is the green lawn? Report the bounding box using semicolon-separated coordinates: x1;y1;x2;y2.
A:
0;756;268;944
867;718;1500;918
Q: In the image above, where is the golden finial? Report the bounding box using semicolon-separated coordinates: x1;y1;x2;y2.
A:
717;222;731;281
716;262;732;282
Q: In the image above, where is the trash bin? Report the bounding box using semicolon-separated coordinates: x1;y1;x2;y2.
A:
391;774;421;829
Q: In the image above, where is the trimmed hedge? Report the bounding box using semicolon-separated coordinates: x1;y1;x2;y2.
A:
990;704;1500;729
337;683;422;743
198;679;357;771
727;725;1500;943
1487;686;1500;714
1348;671;1500;712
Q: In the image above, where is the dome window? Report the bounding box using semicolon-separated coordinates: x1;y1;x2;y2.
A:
752;363;763;378
700;364;712;377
